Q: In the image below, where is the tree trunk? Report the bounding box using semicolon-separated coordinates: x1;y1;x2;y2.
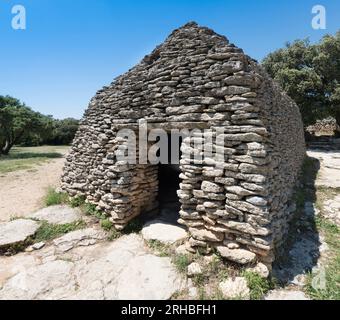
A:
335;111;340;137
1;140;12;155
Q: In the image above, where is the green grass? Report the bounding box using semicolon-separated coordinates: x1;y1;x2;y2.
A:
242;271;273;300
82;203;107;219
108;229;122;241
305;216;340;300
298;156;340;300
147;240;171;257
172;254;192;274
34;220;86;242
69;195;86;208
0;145;68;174
44;188;69;206
100;219;113;231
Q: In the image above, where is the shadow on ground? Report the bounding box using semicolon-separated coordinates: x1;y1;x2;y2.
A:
0;152;63;160
272;156;322;285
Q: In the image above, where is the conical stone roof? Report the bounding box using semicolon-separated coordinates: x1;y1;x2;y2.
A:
84;21;260;125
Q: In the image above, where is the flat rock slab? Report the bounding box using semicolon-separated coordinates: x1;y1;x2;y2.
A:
217;246;256;265
142;220;187;244
0;219;40;249
0;233;184;300
53;228;108;252
265;290;309;300
30;205;82;225
307;150;340;188
115;254;183;300
323;195;340;226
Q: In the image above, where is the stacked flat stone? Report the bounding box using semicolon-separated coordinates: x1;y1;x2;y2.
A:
62;22;305;267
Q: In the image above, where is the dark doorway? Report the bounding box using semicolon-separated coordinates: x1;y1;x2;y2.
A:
158;164;181;223
157;132;182;224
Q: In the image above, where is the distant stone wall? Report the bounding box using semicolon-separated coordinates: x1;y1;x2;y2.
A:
62;22;305;267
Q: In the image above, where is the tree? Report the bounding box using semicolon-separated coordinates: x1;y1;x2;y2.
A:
263;31;340;130
0;95;54;155
47;118;80;145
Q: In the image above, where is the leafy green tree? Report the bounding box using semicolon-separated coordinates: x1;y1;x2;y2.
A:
47;118;79;145
263;31;340;130
0;95;55;155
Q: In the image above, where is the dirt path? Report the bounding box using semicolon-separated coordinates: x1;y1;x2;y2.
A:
0;157;66;222
307;150;340;189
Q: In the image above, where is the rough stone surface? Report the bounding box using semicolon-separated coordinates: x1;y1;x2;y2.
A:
265;290;309;301
141;220;187;244
323;195;340;226
61;22;306;267
217;246;256;265
307;150;340;188
246;262;270;278
187;262;202;276
219;277;250;299
53;228;108;252
32;242;45;250
0;233;184;300
115;254;183;300
30;205;82;225
0;219;40;250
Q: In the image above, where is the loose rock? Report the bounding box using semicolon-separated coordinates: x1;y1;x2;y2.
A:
0;219;40;252
219;277;250;300
217;246;256;265
30;205;82;225
142;220;187;244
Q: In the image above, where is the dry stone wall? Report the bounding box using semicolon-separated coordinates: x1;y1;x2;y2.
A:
62;22;305;267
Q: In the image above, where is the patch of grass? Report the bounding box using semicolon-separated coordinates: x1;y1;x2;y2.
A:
316;186;340;212
209;288;224;300
44;188;68;206
192;274;205;287
100;219;113;231
198;287;207;300
217;268;230;282
34;220;86;242
242;271;273;300
305;216;340;300
108;229;122;241
147;240;170;257
69;196;86;208
0;146;67;174
81;203;106;219
172;254;192;274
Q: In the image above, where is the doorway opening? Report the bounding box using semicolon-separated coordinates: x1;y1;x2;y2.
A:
157;133;182;224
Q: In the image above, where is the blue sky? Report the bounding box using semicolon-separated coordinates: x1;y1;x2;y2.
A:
0;0;339;119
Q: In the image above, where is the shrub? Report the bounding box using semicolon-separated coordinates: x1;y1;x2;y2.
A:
44;188;68;206
100;219;113;231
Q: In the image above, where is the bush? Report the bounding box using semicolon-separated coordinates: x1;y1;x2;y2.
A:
100;219;113;231
242;271;273;300
44;188;68;206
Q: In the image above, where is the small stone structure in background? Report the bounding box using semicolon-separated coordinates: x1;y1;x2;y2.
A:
62;22;305;268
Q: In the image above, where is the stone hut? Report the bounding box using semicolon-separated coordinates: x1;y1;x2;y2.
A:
62;22;305;267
